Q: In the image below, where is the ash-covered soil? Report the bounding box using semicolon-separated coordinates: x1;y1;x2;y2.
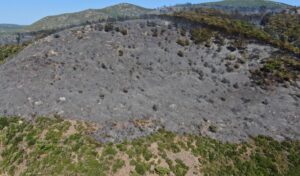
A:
0;19;299;142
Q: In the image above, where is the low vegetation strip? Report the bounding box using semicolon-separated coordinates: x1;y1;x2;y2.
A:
264;13;300;49
170;10;300;56
0;44;26;64
251;55;300;86
0;117;299;175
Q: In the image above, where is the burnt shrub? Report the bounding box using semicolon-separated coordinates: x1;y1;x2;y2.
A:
120;29;128;35
177;50;184;57
104;23;114;32
118;50;124;56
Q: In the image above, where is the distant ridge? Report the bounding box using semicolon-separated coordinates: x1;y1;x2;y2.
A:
0;1;295;34
23;3;153;32
199;0;292;13
0;3;154;34
0;24;25;33
202;0;291;8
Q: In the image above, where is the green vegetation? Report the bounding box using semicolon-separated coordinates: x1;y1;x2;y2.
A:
118;49;124;56
176;38;190;46
24;3;153;32
0;117;299;175
170;9;300;56
112;159;125;173
175;9;300;86
171;159;189;176
251;55;300;85
0;44;26;64
264;13;300;49
155;166;170;175
191;28;215;44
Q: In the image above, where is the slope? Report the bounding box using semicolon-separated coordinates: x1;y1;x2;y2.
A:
199;0;292;13
0;18;299;142
24;3;153;32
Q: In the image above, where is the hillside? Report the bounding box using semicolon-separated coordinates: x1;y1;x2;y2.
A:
0;24;24;34
0;2;300;175
200;0;292;13
0;18;299;143
0;3;154;44
263;12;300;48
0;1;294;40
24;3;153;32
202;0;290;8
0;117;299;175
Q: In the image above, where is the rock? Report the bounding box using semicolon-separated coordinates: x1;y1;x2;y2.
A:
59;97;66;102
150;165;155;172
48;50;59;57
27;97;33;103
34;101;43;106
57;110;65;115
169;104;177;109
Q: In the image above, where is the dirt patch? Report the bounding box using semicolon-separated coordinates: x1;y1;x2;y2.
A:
167;150;202;176
63;120;78;137
114;153;134;176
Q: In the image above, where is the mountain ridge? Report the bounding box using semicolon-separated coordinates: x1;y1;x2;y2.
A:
202;0;292;8
199;0;292;14
24;3;154;32
0;24;25;33
0;1;296;34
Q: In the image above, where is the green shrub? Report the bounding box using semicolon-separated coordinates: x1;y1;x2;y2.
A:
171;10;300;56
102;145;117;156
118;50;124;56
0;117;299;176
155;166;170;176
191;28;214;44
0;44;26;64
176;38;190;46
251;55;300;85
0;117;9;129
171;159;189;176
135;162;148;175
112;159;125;173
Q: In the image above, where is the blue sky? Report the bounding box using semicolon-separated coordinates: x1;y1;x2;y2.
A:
0;0;299;25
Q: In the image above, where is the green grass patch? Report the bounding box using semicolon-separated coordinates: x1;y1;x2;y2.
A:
0;117;299;175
